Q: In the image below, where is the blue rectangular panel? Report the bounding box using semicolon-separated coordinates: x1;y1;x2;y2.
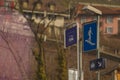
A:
65;26;77;47
83;21;97;52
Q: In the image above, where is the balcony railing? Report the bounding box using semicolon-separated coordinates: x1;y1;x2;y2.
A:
100;45;120;62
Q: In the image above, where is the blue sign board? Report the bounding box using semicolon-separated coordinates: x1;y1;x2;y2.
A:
90;58;106;71
83;21;97;52
65;26;77;48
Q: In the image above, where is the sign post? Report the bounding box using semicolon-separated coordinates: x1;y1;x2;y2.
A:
82;5;102;80
64;24;83;80
97;15;101;80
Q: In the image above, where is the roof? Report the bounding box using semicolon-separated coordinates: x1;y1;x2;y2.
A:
79;0;120;6
75;3;120;15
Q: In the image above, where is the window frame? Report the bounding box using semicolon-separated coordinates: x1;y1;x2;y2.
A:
105;26;113;34
80;16;86;24
106;16;113;24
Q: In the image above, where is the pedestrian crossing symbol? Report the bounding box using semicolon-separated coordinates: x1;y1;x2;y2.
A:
83;21;97;52
85;27;95;46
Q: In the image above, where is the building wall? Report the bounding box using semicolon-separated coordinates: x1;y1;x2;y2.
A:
102;15;118;34
77;15;119;35
0;6;120;80
0;33;35;80
31;14;65;27
44;42;119;80
0;10;36;80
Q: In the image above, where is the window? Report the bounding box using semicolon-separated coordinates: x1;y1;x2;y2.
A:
106;16;113;23
80;16;86;24
93;16;97;20
36;3;42;10
22;1;28;8
105;26;113;34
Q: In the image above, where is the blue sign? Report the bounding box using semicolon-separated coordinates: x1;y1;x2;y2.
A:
83;21;97;52
65;26;77;47
90;58;106;71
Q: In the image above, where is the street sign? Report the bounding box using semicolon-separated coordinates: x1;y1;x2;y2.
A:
83;21;97;52
90;58;106;71
64;25;77;48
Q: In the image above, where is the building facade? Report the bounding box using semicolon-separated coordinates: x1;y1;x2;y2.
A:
75;3;120;35
75;3;120;80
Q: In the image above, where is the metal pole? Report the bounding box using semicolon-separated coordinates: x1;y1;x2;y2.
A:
97;15;100;80
80;40;83;80
77;24;83;80
77;24;80;80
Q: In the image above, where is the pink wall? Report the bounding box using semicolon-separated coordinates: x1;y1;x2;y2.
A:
0;34;34;80
0;10;35;80
77;15;119;35
102;16;118;34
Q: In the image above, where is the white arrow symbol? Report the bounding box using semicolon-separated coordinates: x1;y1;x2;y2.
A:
98;62;102;67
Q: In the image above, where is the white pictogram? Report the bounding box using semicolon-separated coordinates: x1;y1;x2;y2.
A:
98;62;102;67
91;62;95;69
69;35;74;42
85;27;95;45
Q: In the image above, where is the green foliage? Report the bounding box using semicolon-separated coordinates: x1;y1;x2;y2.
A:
33;45;47;80
57;46;67;80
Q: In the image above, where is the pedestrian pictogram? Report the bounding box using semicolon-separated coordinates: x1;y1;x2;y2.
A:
85;27;95;45
83;21;97;52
